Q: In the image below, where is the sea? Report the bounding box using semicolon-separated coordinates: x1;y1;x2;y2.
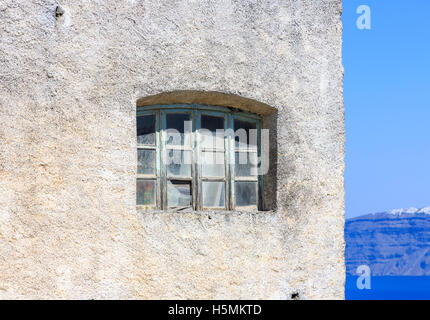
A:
346;276;430;300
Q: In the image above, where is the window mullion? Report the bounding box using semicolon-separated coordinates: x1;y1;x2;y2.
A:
160;110;167;210
154;111;162;209
257;120;263;211
222;113;229;211
228;113;235;211
194;110;201;211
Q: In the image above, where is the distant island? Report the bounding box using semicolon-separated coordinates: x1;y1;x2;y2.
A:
345;207;430;276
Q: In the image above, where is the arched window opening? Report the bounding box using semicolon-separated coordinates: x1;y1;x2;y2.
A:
137;104;266;211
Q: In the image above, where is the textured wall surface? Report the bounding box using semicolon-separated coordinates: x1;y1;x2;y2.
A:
0;0;344;299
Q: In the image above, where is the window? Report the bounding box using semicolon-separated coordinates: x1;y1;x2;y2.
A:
137;104;263;211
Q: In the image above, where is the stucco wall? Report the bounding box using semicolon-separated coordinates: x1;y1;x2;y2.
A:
0;0;344;299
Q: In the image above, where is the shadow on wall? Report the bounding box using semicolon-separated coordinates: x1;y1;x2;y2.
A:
137;90;278;211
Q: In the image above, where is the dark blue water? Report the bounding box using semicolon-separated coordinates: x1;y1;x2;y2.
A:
346;276;430;300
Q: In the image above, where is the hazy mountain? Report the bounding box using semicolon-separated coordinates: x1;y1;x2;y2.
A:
345;207;430;276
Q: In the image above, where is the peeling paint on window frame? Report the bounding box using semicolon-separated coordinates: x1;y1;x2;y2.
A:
136;104;263;212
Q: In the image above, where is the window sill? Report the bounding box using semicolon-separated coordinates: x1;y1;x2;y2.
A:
136;206;274;215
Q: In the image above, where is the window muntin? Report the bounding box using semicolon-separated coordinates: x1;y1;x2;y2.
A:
136;104;262;211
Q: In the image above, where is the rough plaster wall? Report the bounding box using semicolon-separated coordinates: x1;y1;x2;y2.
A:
0;0;344;299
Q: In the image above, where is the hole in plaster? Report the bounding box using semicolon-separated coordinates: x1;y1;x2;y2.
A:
291;292;300;300
55;6;64;18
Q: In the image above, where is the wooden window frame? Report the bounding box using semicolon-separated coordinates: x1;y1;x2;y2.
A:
137;104;263;211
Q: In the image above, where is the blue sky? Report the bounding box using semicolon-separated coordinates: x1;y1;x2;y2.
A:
343;0;430;218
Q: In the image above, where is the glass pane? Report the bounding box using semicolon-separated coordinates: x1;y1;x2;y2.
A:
137;115;155;145
166;113;192;146
202;181;225;208
235;152;258;177
235;181;257;207
167;149;192;177
137;150;155;175
201;151;225;177
201;115;225;149
136;180;156;206
234;119;257;149
168;180;192;207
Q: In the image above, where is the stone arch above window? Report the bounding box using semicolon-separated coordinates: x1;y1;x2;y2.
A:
136;91;276;116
